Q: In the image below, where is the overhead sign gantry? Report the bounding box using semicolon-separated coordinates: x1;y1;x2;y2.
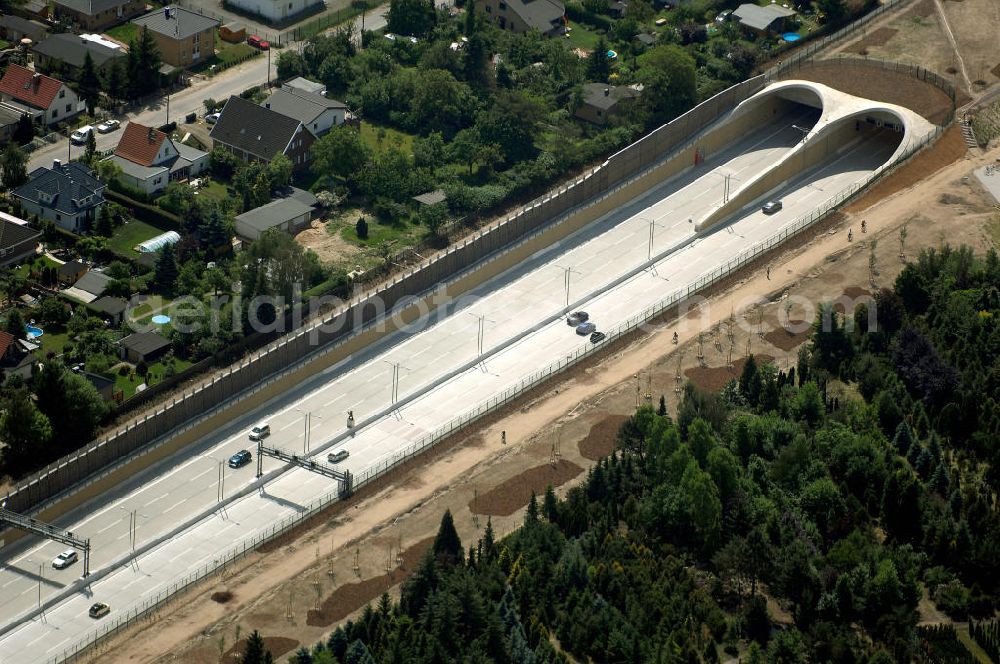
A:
255;442;353;497
0;507;91;577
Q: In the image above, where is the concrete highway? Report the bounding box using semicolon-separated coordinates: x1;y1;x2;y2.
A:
0;105;902;661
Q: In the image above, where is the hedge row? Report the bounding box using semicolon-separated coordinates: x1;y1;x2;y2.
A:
105;188;182;232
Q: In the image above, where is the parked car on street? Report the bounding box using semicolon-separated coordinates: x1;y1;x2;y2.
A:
566;311;589;326
247;35;269;50
205;112;220;123
96;119;120;133
52;549;78;569
70;125;94;144
228;449;252;469
576;321;596;335
88;602;110;618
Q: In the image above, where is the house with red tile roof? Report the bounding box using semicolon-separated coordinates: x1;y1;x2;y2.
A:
105;121;208;194
0;64;84;126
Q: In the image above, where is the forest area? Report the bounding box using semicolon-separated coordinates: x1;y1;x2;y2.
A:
231;244;1000;663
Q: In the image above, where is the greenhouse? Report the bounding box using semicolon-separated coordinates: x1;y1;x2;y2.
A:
136;231;181;254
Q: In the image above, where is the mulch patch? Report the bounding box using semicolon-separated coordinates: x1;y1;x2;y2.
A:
210;590;233;603
784;60;956;125
845;124;967;213
469;459;583;516
305;537;433;627
685;354;775;392
222;636;298;663
763;319;811;352
845;27;899;54
578;415;629;461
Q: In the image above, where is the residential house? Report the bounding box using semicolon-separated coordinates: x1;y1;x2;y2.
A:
88;295;128;326
0;15;49;43
50;0;146;31
57;259;89;284
235;197;315;240
0;212;41;268
210;94;316;170
633;32;656;47
732;3;796;36
106;121;209;194
262;87;346;138
32;33;125;76
476;0;565;36
64;270;110;303
574;83;642;126
0;331;25;368
0;64;85;126
12;160;105;233
226;0;322;23
132;6;219;69
120;331;171;363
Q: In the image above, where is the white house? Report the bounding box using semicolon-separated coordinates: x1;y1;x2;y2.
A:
226;0;321;23
106;121;209;195
0;64;85;127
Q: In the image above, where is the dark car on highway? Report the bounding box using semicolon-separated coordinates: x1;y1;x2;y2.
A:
590;331;606;343
762;200;782;215
228;449;252;469
89;602;110;618
576;321;596;335
567;311;589;326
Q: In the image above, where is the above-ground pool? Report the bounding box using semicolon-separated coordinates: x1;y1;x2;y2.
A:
607;49;618;59
25;325;43;339
782;32;801;42
151;314;171;325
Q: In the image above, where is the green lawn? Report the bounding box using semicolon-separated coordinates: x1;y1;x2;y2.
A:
338;217;419;248
360;123;416;156
193;40;260;73
193;178;232;205
106;23;138;44
13;255;59;279
107;219;163;257
565;22;602;51
35;324;70;357
114;356;193;400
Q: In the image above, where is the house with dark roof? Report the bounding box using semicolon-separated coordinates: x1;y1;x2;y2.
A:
120;331;171;363
32;33;125;76
106;121;208;194
235;197;316;240
88;295;128;326
0;14;49;43
132;6;219;68
574;83;643;126
0;64;84;126
80;369;115;401
0;212;41;269
263;87;346;138
210;95;316;170
12;160;105;233
50;0;146;30
476;0;565;36
732;3;796;36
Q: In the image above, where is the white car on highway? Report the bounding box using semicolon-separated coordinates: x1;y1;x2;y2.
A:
51;550;78;569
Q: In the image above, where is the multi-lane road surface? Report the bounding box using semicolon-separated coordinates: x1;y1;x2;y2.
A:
0;103;903;662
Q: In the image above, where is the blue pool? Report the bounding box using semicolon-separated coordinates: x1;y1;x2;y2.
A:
607;49;618;59
151;314;171;324
25;325;43;339
782;32;802;42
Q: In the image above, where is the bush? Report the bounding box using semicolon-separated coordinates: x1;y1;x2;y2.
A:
105;188;182;231
355;216;369;240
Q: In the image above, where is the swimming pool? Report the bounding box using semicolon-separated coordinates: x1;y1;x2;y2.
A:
151;314;171;325
25;325;43;339
782;32;801;42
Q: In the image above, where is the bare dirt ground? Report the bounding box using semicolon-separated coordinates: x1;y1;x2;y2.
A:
77;64;1000;664
294;210;364;266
